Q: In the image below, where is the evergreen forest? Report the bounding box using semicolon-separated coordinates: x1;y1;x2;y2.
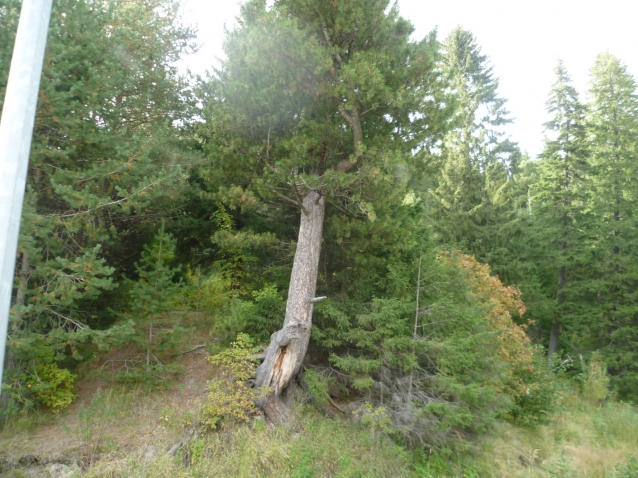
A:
1;0;638;476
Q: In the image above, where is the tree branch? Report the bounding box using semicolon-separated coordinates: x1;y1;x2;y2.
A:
271;188;308;214
335;104;363;173
315;8;343;66
257;153;279;173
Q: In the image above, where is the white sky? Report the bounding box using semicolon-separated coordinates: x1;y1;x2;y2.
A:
178;0;638;157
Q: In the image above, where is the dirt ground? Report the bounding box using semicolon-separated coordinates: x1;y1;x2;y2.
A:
0;346;217;477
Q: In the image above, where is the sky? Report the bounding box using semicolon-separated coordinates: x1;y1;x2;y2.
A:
177;0;638;157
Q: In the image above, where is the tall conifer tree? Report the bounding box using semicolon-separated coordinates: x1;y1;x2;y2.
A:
0;0;195;332
535;61;589;364
586;53;638;397
200;0;453;422
427;28;519;262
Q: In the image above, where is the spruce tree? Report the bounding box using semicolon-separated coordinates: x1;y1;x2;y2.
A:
535;61;589;364
128;224;182;371
0;0;195;332
0;0;195;409
426;28;519;264
586;53;638;398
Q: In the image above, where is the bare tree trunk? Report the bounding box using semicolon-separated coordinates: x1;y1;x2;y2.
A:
547;319;560;367
12;251;30;331
1;251;30;417
255;190;326;423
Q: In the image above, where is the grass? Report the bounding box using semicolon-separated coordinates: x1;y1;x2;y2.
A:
20;389;633;478
1;339;637;477
467;388;638;477
84;407;412;477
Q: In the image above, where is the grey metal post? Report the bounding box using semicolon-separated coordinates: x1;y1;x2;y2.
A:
0;0;54;391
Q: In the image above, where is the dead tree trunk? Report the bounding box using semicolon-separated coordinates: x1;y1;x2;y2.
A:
255;190;326;423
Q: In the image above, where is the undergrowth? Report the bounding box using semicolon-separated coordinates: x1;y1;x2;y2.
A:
1;377;638;477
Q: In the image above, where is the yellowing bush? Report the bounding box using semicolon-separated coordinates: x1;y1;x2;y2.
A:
26;363;77;413
203;334;267;429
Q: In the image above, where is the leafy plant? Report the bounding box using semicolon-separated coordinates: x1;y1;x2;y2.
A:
582;354;610;405
546;449;577;478
25;363;77;413
203;334;266;429
356;402;392;441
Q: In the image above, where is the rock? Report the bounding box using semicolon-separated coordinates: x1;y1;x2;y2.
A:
143;444;158;462
46;463;75;478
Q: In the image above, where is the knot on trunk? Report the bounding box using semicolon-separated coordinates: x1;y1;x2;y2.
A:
255;322;309;397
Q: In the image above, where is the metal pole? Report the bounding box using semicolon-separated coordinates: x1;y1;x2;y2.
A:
0;0;54;392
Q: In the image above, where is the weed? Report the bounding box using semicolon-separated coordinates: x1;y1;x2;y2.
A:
582;354;610;405
611;456;638;478
546;449;577;478
203;334;265;429
190;438;205;465
76;389;118;468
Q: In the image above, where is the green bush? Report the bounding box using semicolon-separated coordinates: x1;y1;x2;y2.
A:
302;369;331;407
203;334;265;429
25;362;76;413
510;347;561;426
582;354;610;405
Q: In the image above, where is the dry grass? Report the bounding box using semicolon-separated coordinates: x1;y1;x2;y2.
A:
475;389;638;477
84;407;412;478
2;339;637;477
0;348;213;475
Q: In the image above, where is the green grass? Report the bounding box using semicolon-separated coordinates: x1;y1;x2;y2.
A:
85;406;412;477
75;390;638;477
466;389;638;477
2;350;638;477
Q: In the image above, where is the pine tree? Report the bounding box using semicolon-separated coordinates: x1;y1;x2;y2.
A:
535;61;589;364
200;0;454;422
0;0;195;333
0;0;195;411
128;224;182;372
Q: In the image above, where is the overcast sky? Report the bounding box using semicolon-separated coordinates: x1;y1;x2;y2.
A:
177;0;638;157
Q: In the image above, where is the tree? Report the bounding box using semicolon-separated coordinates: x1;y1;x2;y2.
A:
0;0;195;411
0;0;195;331
586;53;638;398
200;0;453;422
128;223;182;372
535;61;589;364
426;28;519;261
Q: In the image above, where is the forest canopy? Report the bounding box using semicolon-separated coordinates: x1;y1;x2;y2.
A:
1;0;638;458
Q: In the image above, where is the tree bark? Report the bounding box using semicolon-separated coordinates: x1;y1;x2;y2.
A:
13;251;30;330
255;190;326;423
1;251;30;416
547;319;560;367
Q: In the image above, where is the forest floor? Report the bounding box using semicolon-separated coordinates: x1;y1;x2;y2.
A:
0;336;637;477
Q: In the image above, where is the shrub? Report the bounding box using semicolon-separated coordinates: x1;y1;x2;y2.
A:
203;334;266;429
510;347;561;426
303;368;331;407
316;250;533;449
25;362;76;413
582;354;610;405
